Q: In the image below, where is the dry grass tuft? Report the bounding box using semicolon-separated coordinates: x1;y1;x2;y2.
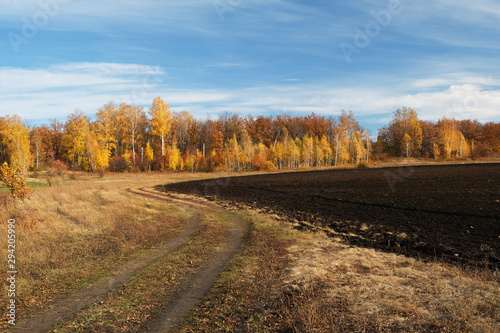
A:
282;235;500;332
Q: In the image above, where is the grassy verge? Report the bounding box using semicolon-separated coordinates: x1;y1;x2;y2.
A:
180;211;500;332
179;211;303;332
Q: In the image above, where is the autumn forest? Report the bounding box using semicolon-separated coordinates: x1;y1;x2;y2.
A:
1;98;500;173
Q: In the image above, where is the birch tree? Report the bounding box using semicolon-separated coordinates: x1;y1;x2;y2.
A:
149;97;172;157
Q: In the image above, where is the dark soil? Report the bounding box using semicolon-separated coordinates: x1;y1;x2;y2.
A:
160;164;500;269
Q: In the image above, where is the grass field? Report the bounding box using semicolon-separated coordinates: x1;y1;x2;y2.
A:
0;169;498;332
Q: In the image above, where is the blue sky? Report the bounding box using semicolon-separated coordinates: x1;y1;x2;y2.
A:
1;0;499;134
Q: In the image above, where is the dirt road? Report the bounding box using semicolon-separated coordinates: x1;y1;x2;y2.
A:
10;187;247;332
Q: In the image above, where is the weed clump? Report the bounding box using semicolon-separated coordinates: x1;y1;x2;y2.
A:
357;162;370;169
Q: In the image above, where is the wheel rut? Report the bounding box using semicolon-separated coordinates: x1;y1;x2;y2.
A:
130;187;248;332
10;187;246;333
144;212;246;332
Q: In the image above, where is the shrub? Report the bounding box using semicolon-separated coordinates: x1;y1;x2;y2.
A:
252;154;277;171
68;172;79;180
0;162;31;200
108;156;129;172
357;162;370;169
51;160;69;176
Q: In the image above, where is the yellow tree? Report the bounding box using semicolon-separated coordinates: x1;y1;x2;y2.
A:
363;129;371;163
402;133;412;158
302;134;314;167
318;135;332;166
121;104;145;165
63;110;89;169
86;130;109;171
149;97;172;156
0;162;31;199
95;101;117;157
167;142;182;171
0;115;32;172
286;137;300;169
314;136;322;166
225;134;242;171
437;117;471;158
144;142;154;171
351;130;366;164
383;107;422;156
240;129;253;170
112;104;127;156
335;125;350;165
458;132;471;158
275;140;286;169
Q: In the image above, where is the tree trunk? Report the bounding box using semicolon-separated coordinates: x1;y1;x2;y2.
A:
132;133;136;165
161;135;165;156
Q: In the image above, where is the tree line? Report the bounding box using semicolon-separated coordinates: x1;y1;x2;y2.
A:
1;98;499;173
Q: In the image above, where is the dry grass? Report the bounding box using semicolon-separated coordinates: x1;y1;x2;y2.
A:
179;211;300;332
179;211;499;333
282;234;499;332
0;172;224;328
51;212;232;332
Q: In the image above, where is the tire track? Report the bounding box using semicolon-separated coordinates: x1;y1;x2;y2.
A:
128;187;216;212
131;187;248;332
12;189;202;333
144;213;246;332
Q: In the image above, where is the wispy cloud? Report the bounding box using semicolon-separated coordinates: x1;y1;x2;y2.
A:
204;62;253;68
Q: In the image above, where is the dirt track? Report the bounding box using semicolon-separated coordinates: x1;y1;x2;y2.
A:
10;188;247;333
162;163;500;269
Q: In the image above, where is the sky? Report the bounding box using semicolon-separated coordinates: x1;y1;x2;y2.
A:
0;0;499;135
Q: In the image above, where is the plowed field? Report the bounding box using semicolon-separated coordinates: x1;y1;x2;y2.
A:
160;164;500;268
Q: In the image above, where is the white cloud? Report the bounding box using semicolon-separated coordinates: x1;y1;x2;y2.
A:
398;84;500;122
1;63;499;131
0;63;231;120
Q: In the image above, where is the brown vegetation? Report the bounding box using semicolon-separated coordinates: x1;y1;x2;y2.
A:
0;162;31;199
180;211;499;332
